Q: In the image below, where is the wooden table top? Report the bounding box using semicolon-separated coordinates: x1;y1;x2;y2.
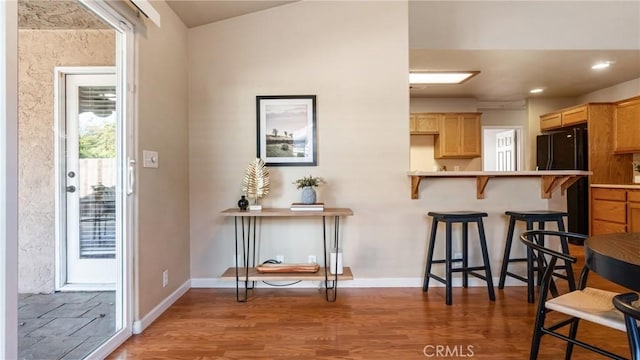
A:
585;232;640;292
221;208;354;217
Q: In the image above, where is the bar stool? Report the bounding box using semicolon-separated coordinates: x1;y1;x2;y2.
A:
423;211;495;305
498;210;575;303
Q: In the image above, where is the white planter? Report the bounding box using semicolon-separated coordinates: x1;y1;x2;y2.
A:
634;175;640;184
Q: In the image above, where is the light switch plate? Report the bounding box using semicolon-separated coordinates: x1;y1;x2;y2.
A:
143;150;159;168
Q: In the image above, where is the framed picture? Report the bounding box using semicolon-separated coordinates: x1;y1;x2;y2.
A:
256;95;317;166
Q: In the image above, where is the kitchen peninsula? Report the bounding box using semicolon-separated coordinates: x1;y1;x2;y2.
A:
408;170;591;200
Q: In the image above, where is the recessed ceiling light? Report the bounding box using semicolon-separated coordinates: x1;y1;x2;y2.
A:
409;71;479;85
530;88;544;94
591;61;612;70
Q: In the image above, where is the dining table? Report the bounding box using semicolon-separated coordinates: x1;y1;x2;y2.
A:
584;232;640;292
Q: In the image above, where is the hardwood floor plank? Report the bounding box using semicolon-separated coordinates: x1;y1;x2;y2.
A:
108;248;633;359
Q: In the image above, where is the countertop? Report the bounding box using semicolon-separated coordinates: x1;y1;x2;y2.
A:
408;170;591;177
591;184;640;190
407;170;591;199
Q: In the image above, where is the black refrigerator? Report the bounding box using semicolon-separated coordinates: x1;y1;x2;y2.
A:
536;124;588;235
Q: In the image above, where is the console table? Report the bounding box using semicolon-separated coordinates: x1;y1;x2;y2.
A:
220;207;354;302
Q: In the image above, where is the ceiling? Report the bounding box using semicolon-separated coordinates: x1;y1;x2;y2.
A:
164;0;639;104
20;0;639;104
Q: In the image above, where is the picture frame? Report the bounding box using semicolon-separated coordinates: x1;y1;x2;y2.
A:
256;95;317;166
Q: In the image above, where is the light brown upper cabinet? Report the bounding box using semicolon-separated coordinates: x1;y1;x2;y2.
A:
613;96;640;153
410;113;439;134
540;112;562;131
434;113;481;158
540;105;588;131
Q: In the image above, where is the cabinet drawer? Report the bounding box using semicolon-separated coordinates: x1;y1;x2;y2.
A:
562;106;588;126
628;190;640;203
592;219;627;235
592;199;626;223
540;113;562;131
591;188;627;201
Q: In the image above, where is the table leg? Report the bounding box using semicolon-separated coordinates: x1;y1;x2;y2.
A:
324;216;339;302
235;216;256;302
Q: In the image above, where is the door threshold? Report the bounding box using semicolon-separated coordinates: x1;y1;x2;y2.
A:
58;283;116;292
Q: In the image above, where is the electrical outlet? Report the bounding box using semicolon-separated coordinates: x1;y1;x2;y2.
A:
452;252;463;269
162;269;169;287
276;255;285;263
308;255;317;264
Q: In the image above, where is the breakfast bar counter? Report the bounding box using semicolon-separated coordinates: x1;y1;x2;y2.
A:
408;170;591;200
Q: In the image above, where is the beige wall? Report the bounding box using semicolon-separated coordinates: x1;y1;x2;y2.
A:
189;1;419;280
18;29;114;293
136;1;190;318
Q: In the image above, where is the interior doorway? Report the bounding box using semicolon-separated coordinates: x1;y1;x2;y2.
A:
482;126;523;171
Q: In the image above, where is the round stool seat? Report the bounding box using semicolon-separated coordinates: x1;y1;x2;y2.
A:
505;210;568;219
428;211;488;219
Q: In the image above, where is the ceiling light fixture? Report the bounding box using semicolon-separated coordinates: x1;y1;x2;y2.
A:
530;88;544;94
591;61;612;70
409;71;479;85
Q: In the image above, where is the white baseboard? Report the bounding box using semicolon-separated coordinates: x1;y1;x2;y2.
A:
132;279;190;335
190;276;526;288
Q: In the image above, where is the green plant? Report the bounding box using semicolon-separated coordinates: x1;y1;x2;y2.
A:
633;162;640;173
293;175;325;189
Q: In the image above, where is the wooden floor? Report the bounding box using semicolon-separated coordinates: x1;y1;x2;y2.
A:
108;246;633;359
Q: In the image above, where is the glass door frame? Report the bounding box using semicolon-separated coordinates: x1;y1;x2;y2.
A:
70;0;136;357
1;0;18;358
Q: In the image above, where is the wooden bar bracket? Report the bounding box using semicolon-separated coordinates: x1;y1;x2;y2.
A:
411;176;421;199
476;176;490;199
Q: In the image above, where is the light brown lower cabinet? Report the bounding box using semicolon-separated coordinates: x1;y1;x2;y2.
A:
629;190;640;232
590;187;640;235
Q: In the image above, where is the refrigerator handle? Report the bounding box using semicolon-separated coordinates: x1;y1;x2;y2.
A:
547;134;553;170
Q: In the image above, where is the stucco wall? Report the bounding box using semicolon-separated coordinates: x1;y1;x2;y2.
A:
18;29;114;293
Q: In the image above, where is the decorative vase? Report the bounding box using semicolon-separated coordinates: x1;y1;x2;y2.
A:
237;195;249;211
301;186;316;204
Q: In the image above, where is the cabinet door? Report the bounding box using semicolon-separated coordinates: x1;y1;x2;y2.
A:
614;97;640;153
629;190;640;232
540;112;562;131
562;106;588;126
414;113;439;134
459;114;481;156
409;114;416;133
435;114;461;158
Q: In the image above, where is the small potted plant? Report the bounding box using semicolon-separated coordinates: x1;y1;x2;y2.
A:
293;175;325;204
633;162;640;184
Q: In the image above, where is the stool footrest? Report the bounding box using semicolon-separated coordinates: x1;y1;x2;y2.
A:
451;266;490;273
506;257;528;263
431;259;463;265
428;273;446;285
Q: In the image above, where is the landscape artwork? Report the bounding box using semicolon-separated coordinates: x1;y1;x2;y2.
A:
257;95;317;166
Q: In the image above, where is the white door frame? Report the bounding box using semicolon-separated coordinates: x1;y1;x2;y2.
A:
1;0;18;358
55;67;118;290
482;125;524;171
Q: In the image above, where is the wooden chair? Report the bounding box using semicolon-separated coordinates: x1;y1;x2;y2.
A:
520;230;628;360
613;293;640;360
